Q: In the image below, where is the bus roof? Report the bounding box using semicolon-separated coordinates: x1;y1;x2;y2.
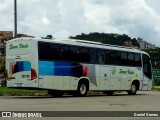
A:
7;37;149;55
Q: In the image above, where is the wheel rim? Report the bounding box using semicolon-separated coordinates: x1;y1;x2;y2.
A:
80;84;86;94
131;84;136;93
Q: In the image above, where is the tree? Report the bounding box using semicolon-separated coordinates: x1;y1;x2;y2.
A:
46;35;53;39
70;32;132;46
132;38;140;47
42;35;53;39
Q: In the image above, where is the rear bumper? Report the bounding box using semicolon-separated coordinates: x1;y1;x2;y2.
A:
7;80;38;88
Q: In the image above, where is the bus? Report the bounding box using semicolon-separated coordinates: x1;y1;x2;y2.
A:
6;38;152;97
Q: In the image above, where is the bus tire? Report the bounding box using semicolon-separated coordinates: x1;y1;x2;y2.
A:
128;84;137;95
104;91;114;96
77;82;88;97
48;90;63;97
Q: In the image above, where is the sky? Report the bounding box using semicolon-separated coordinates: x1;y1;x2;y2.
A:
0;0;160;46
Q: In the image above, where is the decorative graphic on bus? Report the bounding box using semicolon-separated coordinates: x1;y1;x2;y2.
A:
111;67;116;75
9;61;31;74
39;61;88;78
9;43;29;49
119;69;134;74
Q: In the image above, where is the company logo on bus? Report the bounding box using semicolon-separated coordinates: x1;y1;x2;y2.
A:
9;43;29;49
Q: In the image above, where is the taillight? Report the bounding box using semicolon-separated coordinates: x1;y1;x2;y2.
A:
12;65;14;73
11;62;17;74
31;69;37;80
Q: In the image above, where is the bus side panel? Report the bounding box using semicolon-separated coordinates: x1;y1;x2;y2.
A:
38;61;86;90
109;66;143;91
69;77;78;90
63;76;70;90
38;76;78;91
41;76;63;90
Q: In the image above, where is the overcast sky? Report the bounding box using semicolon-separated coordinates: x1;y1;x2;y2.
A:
0;0;160;46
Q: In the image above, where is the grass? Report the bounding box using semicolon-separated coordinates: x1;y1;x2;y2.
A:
0;86;160;96
152;87;160;91
0;87;47;95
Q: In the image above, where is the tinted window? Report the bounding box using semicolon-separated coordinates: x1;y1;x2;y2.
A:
121;52;128;66
89;49;97;64
128;53;134;66
112;51;120;65
70;46;80;62
105;50;111;64
61;45;70;61
98;50;105;64
80;47;89;63
143;54;151;79
38;42;50;60
50;44;60;61
135;54;141;67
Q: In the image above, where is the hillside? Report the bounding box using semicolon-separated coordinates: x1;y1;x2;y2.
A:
70;32;140;47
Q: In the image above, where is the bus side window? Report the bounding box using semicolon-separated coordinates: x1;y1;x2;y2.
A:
105;50;111;65
121;52;128;66
128;53;134;66
61;45;70;61
38;42;50;61
89;49;97;64
112;51;120;65
80;47;89;63
135;54;141;67
98;50;105;64
50;44;61;61
70;46;80;62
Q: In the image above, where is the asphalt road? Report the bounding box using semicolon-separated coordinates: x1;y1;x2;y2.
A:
0;91;160;120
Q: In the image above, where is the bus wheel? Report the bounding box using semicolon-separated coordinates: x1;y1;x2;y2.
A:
104;91;114;96
128;84;137;95
77;82;88;97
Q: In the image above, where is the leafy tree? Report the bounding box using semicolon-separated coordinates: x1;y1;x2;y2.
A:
132;38;140;47
70;32;136;46
42;35;53;39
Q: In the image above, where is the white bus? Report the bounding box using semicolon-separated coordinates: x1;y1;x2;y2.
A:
6;38;152;97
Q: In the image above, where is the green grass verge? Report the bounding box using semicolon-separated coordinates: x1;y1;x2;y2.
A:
0;86;160;96
152;87;160;91
0;87;47;94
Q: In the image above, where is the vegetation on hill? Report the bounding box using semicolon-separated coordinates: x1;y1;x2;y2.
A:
70;32;140;47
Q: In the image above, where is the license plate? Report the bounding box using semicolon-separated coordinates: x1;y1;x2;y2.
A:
16;83;22;87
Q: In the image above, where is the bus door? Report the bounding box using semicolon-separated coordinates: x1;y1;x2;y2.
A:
110;66;121;90
142;54;152;90
100;66;110;90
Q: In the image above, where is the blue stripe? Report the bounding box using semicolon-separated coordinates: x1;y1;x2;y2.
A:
39;61;54;75
39;61;84;77
54;62;72;76
12;61;31;73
